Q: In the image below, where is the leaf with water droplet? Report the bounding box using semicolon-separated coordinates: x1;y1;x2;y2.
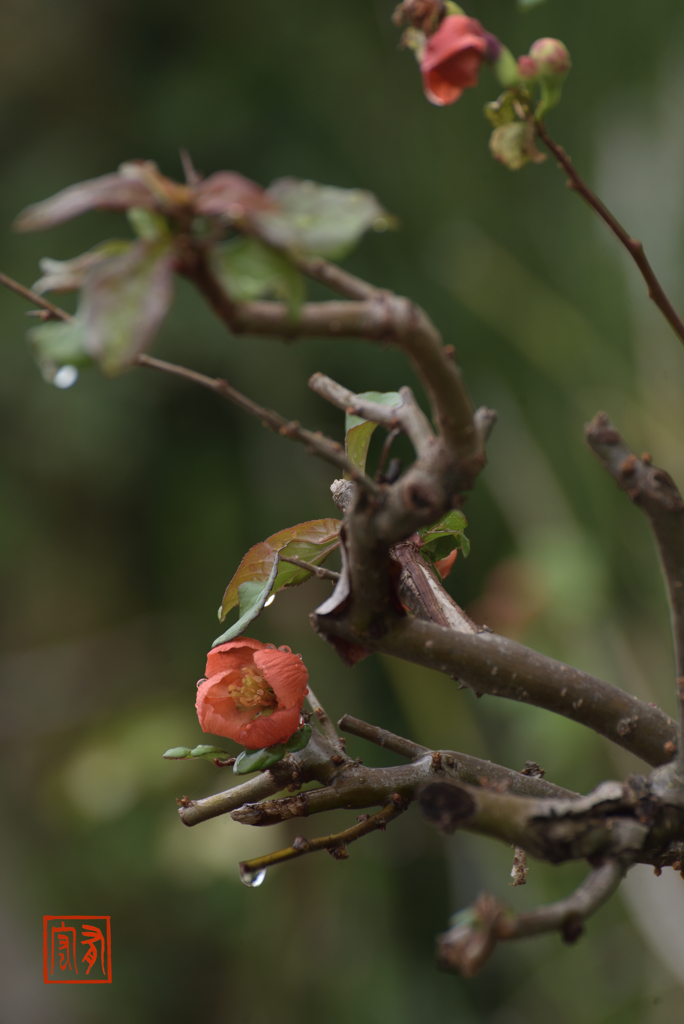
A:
212;555;280;648
285;724;312;752
239;865;267;888
218;519;341;622
233;744;286;775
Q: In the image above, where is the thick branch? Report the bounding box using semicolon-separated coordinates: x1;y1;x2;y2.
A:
418;779;650;864
184;243;478;460
135;353;381;495
536;122;684;348
392;541;479;633
313;615;677;766
586;412;684;773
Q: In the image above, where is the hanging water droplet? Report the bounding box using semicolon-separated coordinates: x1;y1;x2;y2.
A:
239;865;267;888
53;365;79;389
263;593;275;608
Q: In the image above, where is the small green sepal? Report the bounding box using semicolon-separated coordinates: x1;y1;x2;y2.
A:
163;747;193;760
285;724;313;753
492;46;520;89
233;744;287;775
190;744;230;761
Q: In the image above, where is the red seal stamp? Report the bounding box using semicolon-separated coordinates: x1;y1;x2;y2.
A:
43;916;112;983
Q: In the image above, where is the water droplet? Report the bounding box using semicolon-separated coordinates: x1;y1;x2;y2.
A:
263;593;275;608
239;865;267;888
53;365;79;389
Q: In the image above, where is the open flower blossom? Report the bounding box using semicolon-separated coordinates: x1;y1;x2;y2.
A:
420;15;495;106
195;637;309;749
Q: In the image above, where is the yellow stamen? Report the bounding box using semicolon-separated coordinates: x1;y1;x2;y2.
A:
228;665;278;711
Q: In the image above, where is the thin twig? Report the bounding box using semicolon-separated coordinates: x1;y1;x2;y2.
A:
238;798;406;875
0;271;73;322
536;122;684;348
294;254;379;301
279;554;340;581
502;860;626;938
338;714;428;760
135;353;382;495
309;372;435;456
437;860;625;976
305;685;344;750
586;411;684;772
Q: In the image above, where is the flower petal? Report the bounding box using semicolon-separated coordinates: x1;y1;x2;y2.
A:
238;706;302;749
196;674;255;741
205;636;266;677
254;648;309;708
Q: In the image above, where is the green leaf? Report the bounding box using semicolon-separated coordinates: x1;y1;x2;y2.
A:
79;239;175;375
163;744;230;761
233;744;286;775
256;178;394;260
26;318;92;373
418;509;470;560
211;237;304;317
219;519;341;620
162;747;193;760
285;724;312;753
344;391;402;476
190;744;230;761
127;207;171;242
212;556;280;648
33;240;133;293
517;0;548;8
484;91;518;129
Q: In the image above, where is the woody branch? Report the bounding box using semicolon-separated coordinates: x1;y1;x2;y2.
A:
586;412;684;777
0;268;677;763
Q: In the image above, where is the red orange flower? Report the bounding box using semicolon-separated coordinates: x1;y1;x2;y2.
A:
196;637;309;749
420;14;490;106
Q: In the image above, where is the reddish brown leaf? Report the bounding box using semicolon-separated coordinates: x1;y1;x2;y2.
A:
14;174;158;232
219;519;341;620
193;172;272;218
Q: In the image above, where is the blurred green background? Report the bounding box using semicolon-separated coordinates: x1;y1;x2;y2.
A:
2;0;684;1020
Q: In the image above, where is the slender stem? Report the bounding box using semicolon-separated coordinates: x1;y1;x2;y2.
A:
305;685;344;750
536;122;684;348
586;411;684;771
0;271;73;322
338;714;428;759
238;799;406;874
294;254;379;301
135;353;381;495
503;860;626;939
309;372;435;456
437;860;626;976
279;554;340;582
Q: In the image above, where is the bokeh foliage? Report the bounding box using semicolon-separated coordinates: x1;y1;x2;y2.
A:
2;0;684;1021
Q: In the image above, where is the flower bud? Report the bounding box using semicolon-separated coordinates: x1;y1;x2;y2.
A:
528;38;571;80
516;55;538;81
